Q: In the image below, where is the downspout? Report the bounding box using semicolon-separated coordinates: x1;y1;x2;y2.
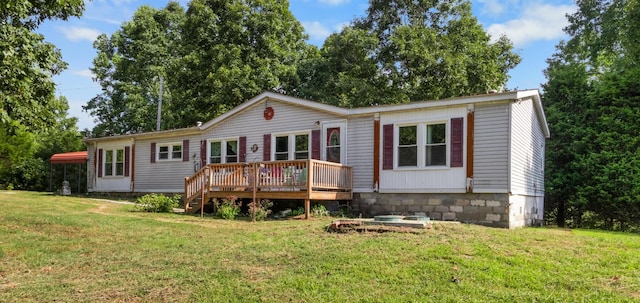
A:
373;113;380;192
466;105;474;193
93;141;98;191
131;138;136;193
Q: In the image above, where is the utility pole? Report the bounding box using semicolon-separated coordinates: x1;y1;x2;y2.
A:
156;76;163;131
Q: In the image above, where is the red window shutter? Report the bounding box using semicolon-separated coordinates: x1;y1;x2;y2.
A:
451;117;464;167
263;134;271;161
150;143;156;163
124;146;130;177
311;129;320;160
200;140;207;167
239;136;247;162
383;124;393;170
98;149;103;177
183;140;189;162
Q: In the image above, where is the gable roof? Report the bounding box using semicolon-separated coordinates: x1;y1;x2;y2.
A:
85;89;549;142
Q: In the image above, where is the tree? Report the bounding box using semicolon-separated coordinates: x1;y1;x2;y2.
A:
295;28;391;107
167;0;313;127
543;0;640;230
86;0;314;134
0;0;84;132
0;96;84;191
84;2;186;136
296;0;520;106
0;0;84;189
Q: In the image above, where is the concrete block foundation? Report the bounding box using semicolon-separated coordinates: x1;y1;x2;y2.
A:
353;192;511;228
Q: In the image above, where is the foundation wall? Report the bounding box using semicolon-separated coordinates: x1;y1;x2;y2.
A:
353;192;511;228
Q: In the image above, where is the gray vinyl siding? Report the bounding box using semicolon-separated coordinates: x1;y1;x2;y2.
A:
510;99;545;196
202;100;345;158
135;100;347;192
347;116;374;191
473;102;510;192
134;136;199;193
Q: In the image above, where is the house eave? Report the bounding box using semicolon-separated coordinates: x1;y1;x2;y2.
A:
84;127;202;143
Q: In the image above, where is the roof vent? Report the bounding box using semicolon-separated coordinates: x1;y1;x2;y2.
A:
196;121;202;127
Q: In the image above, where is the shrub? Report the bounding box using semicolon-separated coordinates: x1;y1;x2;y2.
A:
248;199;273;221
311;204;329;218
134;194;181;213
289;207;305;217
215;196;241;220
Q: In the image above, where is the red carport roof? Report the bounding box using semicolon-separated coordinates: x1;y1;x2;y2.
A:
50;151;88;164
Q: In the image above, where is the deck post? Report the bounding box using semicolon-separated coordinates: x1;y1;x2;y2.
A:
304;199;310;219
252;162;258;222
306;160;314;220
184;177;189;212
200;182;204;218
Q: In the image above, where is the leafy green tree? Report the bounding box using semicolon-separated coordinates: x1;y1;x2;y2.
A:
1;96;84;191
295;28;390;107
0;0;84;131
543;0;640;230
86;0;314;134
168;0;313;127
36;96;84;160
0;122;37;189
542;52;592;227
85;2;186;136
297;0;520;106
0;0;85;190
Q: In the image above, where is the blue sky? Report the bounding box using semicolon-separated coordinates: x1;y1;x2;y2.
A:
38;0;576;130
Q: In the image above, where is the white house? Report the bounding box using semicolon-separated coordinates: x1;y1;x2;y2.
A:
85;90;549;228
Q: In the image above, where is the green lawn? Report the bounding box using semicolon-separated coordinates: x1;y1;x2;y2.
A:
1;191;638;302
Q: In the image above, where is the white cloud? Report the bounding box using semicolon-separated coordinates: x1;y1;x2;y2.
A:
84;15;121;25
71;69;94;79
318;0;350;5
58;26;101;42
486;4;576;47
476;0;505;17
334;22;350;32
111;0;137;5
302;21;332;42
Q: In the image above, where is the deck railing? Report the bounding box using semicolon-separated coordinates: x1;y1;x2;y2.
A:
184;159;352;207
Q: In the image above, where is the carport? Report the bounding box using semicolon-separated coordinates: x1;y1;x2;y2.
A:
49;151;88;194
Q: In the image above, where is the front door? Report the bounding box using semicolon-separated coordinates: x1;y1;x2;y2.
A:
322;121;346;164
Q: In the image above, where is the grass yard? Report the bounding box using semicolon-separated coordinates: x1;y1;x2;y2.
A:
0;191;639;302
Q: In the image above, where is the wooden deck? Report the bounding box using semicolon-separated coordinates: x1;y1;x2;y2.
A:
184;159;353;218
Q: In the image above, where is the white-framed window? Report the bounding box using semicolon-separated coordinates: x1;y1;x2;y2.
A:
209;138;238;164
157;142;182;161
104;149;124;176
396;122;447;168
273;132;309;160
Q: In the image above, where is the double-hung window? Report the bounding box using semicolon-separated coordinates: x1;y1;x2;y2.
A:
104;149;124;176
274;133;309;160
158;143;182;161
209;139;238;163
396;122;447;168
